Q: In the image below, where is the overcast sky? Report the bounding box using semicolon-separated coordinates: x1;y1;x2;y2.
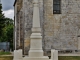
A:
1;0;15;19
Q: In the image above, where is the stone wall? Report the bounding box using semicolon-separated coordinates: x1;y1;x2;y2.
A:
43;0;80;52
23;0;32;54
15;0;80;55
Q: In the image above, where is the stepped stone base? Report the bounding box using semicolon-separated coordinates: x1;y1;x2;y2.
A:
23;56;49;60
13;59;22;60
29;50;43;57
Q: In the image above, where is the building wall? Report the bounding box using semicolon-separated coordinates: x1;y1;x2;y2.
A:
14;0;80;55
43;0;80;51
14;0;24;50
23;0;32;54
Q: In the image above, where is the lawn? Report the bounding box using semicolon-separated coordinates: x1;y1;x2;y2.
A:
59;56;80;60
0;52;11;55
0;56;13;60
0;52;13;60
0;56;80;60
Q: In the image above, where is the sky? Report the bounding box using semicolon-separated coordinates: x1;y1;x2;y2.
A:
1;0;15;19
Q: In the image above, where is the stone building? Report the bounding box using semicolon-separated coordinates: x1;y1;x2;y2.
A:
14;0;80;55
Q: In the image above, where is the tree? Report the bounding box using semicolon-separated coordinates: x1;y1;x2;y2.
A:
0;3;5;37
0;3;14;50
2;18;14;50
4;18;13;42
2;18;13;42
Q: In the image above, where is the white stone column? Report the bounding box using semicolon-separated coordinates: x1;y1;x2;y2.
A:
23;0;49;60
29;0;43;57
78;37;80;50
23;0;50;60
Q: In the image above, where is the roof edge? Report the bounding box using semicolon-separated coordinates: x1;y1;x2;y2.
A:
13;0;17;6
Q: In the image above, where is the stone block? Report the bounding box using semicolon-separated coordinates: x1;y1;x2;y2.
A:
13;49;23;60
78;37;80;50
51;49;58;60
23;56;49;60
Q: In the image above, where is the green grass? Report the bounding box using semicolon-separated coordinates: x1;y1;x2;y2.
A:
0;56;13;60
59;56;80;60
0;56;80;60
0;52;11;55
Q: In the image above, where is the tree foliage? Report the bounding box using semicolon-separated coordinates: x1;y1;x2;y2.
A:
1;18;14;42
0;3;5;36
0;3;14;50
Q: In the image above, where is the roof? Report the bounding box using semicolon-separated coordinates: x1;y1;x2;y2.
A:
13;0;17;6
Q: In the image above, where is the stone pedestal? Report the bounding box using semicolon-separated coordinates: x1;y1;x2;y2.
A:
13;49;22;60
13;0;58;60
23;32;49;60
78;37;80;50
23;56;49;60
29;33;43;57
51;49;58;60
23;0;49;60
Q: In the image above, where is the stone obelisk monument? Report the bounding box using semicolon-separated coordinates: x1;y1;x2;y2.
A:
23;0;49;60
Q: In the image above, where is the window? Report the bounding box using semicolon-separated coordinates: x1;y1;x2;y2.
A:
53;0;61;14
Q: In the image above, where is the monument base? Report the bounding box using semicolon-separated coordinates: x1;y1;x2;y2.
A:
23;56;49;60
29;50;43;57
13;50;23;60
13;59;22;60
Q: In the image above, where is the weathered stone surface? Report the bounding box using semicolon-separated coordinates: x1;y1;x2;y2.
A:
43;0;80;51
14;0;80;54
